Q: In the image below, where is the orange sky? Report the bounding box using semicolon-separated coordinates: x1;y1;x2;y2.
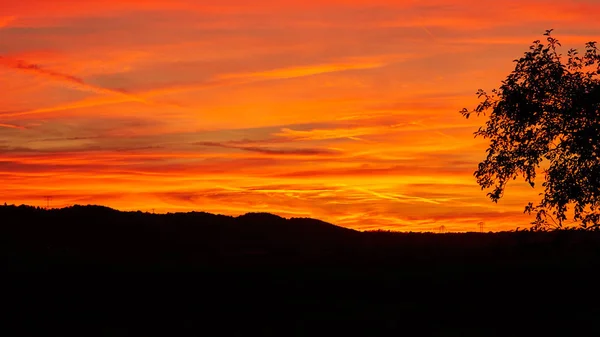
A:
1;0;599;231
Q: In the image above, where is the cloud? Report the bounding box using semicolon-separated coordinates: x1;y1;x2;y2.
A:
0;123;25;130
271;165;472;179
352;186;442;205
275;126;378;141
216;57;391;81
0;72;279;119
0;55;398;119
0;96;139;119
0;56;84;84
195;141;341;156
272;115;475;143
0;56;148;102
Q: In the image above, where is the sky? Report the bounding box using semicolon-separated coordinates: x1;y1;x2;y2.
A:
1;0;599;232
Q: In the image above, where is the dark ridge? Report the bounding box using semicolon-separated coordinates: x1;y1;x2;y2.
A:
3;203;600;271
0;204;362;271
2;204;600;337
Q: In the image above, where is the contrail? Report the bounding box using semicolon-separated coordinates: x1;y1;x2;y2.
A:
421;26;435;38
0;56;148;103
3;56;86;85
0;56;397;119
416;15;436;39
0;122;25;130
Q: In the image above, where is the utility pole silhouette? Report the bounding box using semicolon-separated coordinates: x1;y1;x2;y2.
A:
478;221;485;233
44;196;52;209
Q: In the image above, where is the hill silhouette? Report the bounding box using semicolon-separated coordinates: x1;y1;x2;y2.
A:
2;204;600;336
0;204;360;270
3;203;600;270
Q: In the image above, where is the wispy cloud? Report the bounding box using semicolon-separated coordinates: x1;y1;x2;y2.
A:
0;122;25;130
1;56;85;85
0;56;148;102
195;141;342;156
275;126;386;141
216;57;392;81
0;56;396;119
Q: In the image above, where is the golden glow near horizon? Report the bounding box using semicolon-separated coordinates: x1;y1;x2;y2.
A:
1;0;599;231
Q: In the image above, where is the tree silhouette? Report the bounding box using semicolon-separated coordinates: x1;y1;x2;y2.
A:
462;30;600;230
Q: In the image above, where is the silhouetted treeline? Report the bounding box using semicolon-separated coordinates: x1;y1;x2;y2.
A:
2;204;600;271
0;204;361;270
2;204;600;337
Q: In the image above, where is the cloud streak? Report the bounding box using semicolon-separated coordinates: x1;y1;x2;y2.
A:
0;122;24;130
0;56;396;119
195;141;342;156
0;56;149;103
217;57;392;81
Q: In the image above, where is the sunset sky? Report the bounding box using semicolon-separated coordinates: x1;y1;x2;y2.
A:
1;0;599;231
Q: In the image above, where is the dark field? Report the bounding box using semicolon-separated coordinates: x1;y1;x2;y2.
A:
2;205;600;336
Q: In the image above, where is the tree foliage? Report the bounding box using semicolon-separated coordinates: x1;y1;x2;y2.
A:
462;30;600;230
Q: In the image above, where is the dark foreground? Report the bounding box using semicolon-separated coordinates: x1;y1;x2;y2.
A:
2;205;600;336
